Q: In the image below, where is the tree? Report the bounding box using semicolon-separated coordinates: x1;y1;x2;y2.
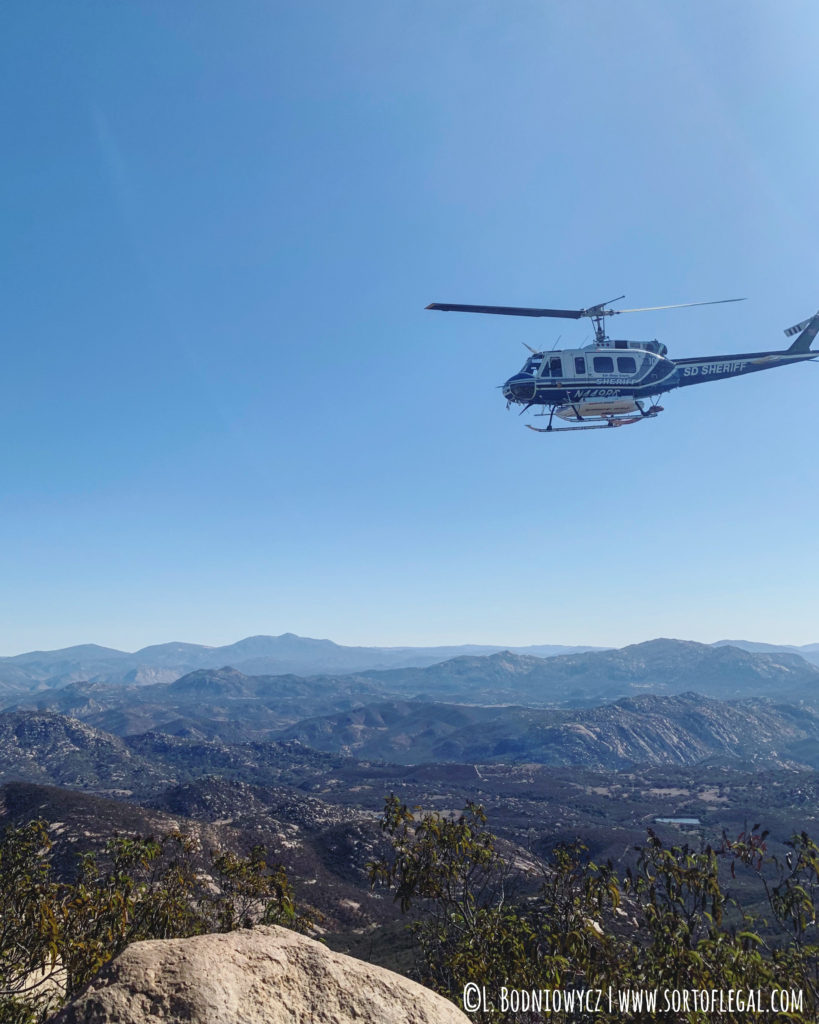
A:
368;796;619;1019
0;821;61;1023
370;796;819;1023
0;820;312;1022
209;844;311;933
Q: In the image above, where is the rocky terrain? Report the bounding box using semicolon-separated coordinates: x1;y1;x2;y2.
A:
6;721;819;969
51;926;469;1024
5;708;819;911
5;687;819;804
278;691;819;768
0;779;394;933
7;668;390;741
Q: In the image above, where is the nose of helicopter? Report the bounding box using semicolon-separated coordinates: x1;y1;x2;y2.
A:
502;374;536;403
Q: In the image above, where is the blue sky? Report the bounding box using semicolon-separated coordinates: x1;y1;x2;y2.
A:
2;1;818;654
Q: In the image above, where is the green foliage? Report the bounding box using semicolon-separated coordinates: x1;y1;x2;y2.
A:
369;797;539;996
209;845;310;933
0;821;61;1023
0;820;311;1021
369;797;624;1014
370;796;819;1023
619;832;776;1003
56;831;207;995
721;828;819;1009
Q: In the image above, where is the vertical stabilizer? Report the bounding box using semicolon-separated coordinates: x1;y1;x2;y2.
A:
785;311;819;353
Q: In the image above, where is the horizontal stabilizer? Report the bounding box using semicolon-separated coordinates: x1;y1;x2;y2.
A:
785;317;812;337
785;311;819;353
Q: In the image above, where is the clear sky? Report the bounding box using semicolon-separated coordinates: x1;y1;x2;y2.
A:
2;1;819;654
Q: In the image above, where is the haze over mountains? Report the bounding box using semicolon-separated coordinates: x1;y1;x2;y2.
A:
2;633;819;811
0;638;818;776
4;632;819;697
0;634;602;693
714;639;819;658
4;638;818;738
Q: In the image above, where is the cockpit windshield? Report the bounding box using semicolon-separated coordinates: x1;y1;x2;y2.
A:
521;354;543;374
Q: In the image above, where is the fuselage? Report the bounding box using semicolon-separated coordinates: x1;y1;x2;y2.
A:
502;338;816;408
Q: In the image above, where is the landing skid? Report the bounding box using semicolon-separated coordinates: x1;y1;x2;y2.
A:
526;406;663;433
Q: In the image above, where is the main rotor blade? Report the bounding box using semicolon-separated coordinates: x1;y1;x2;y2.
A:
614;298;747;314
426;302;583;319
426;297;747;319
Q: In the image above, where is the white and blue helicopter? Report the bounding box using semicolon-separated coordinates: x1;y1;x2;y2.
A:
426;296;819;432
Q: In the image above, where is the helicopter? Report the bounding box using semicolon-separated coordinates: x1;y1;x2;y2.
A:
426;296;819;432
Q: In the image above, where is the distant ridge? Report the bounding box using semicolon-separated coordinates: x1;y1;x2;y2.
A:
276;691;819;768
7;686;819;779
9;640;819;745
0;634;603;693
714;639;819;656
2;633;819;703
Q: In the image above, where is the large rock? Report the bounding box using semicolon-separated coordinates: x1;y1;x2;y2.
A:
50;925;469;1024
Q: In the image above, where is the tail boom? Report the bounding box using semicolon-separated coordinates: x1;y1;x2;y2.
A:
672;349;816;387
672;310;818;387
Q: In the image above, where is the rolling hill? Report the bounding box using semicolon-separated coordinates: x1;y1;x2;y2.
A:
275;692;819;769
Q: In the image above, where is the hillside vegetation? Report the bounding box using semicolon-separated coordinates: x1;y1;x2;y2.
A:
3;801;819;1023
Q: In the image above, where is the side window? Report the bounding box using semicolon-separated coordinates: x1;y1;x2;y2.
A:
617;356;637;373
549;356;562;377
574;357;586;375
593;356;614;373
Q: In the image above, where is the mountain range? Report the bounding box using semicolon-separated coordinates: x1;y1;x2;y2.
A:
277;692;819;768
7;699;819;935
0;633;602;694
353;638;819;704
4;632;819;700
7;639;819;746
5;685;819;779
